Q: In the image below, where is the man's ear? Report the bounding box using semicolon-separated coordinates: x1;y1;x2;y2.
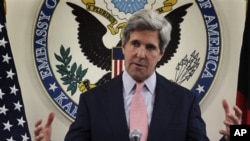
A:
158;51;164;61
121;44;125;54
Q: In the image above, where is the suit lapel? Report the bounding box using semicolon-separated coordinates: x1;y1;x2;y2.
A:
147;74;177;140
100;75;130;140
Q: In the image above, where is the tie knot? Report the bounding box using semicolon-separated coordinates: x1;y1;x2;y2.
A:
135;82;144;92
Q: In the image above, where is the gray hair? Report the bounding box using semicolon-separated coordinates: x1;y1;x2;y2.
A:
122;9;172;52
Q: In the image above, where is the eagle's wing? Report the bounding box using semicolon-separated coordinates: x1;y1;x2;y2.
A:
156;3;193;68
67;2;112;71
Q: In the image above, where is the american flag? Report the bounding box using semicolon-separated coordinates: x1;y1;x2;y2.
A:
0;1;31;141
112;47;124;78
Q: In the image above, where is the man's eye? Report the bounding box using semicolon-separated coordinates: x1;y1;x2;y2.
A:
131;41;140;47
146;45;156;50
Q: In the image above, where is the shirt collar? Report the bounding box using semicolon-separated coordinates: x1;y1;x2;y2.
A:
122;69;156;95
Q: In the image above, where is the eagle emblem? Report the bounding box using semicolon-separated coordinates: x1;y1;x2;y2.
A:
33;0;222;120
63;2;193;92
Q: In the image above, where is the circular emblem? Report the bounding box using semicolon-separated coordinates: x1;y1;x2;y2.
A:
33;0;222;121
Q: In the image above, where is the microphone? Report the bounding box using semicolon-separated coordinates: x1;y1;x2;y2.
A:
129;129;142;141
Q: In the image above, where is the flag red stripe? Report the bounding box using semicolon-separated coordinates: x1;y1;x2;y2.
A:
119;60;123;74
114;60;118;77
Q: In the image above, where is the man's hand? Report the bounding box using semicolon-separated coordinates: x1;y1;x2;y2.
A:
219;99;242;141
34;112;55;141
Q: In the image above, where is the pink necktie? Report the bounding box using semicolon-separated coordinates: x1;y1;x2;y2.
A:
130;82;148;141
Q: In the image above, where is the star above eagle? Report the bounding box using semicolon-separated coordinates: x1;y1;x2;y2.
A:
66;2;193;87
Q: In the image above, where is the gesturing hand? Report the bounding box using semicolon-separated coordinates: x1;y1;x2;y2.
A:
34;112;55;141
219;99;242;141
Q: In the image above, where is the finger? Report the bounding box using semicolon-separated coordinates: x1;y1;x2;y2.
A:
34;126;43;136
35;119;42;128
45;112;55;128
226;113;241;125
219;130;230;137
224;119;232;127
222;99;230;114
233;105;242;120
231;115;241;125
35;134;44;141
219;130;230;141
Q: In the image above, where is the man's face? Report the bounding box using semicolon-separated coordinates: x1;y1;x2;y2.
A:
122;30;164;82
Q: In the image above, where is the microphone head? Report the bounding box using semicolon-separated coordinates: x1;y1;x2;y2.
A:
129;129;142;141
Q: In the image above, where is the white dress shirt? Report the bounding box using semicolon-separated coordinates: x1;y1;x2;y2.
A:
122;70;156;126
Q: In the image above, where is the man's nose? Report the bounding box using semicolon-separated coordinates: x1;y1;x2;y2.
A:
136;46;146;58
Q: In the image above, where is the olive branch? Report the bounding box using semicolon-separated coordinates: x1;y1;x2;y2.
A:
54;45;88;95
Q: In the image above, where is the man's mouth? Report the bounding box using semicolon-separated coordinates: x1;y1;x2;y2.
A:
133;62;145;67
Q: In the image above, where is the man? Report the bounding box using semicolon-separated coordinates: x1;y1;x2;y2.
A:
34;9;242;141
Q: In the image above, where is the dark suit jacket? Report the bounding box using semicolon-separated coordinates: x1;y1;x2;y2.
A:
64;72;210;141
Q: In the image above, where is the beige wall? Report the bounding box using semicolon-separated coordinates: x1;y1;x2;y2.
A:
6;0;246;140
